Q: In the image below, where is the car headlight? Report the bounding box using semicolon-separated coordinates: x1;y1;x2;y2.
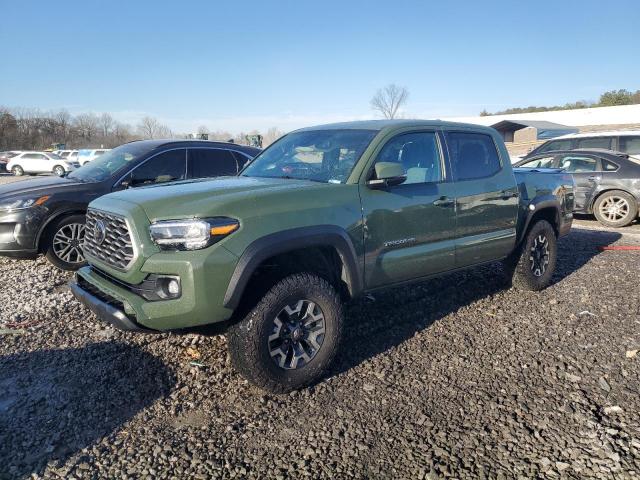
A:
149;217;240;251
0;195;50;211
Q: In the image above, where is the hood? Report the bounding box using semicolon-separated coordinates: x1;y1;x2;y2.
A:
91;176;345;221
0;176;94;199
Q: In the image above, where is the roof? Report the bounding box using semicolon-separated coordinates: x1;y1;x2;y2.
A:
552;129;640;140
127;139;260;153
490;119;577;131
294;119;496;133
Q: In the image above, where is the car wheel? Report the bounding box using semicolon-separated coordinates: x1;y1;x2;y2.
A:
53;165;66;177
593;190;638;228
503;219;557;291
228;273;344;393
12;165;24;176
44;214;87;271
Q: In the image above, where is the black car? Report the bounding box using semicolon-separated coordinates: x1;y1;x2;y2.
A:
515;149;640;227
0;140;260;270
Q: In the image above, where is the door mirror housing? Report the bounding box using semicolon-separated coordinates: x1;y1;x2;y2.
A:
367;162;407;188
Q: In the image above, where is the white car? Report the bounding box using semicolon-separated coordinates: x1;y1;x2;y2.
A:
55;149;79;160
523;130;640;160
7;151;80;177
77;148;110;166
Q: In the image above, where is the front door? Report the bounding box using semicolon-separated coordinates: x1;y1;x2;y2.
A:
360;131;457;288
443;131;519;267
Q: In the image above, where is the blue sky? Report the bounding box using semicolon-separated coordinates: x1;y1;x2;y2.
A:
1;0;638;133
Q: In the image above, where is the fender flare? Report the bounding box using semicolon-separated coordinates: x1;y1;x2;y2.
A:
518;195;560;244
223;225;363;310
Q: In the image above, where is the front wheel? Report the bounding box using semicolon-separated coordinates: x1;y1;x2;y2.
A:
503;219;557;291
228;273;344;393
44;214;87;271
12;165;24;176
593;190;638;228
52;165;66;177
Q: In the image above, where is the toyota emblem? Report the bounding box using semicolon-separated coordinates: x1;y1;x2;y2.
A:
94;220;107;245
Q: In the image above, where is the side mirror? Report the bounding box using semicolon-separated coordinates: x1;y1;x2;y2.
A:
367;162;406;188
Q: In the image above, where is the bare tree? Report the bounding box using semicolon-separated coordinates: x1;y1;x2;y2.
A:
99;113;114;138
137;116;172;139
74;113;99;142
370;84;409;119
263;126;285;147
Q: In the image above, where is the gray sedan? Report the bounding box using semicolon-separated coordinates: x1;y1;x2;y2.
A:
516;149;640;227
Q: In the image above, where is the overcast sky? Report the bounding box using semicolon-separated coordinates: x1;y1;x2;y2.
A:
1;0;639;133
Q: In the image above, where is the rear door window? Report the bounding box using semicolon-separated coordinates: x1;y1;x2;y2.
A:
130;149;187;186
538;139;573;153
188;148;239;178
576;137;612;150
601;159;619;171
619;136;640;155
446;132;502;181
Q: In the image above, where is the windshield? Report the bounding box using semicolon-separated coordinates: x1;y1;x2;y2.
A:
48;153;63;160
68;143;151;182
242;129;377;183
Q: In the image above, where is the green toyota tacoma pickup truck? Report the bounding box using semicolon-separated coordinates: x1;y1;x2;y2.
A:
70;120;575;393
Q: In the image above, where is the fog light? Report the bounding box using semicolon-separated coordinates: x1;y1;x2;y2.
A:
155;276;181;300
167;279;180;296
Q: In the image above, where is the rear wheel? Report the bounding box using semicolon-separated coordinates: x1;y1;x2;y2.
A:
228;273;343;393
503;219;557;291
593;190;637;228
52;165;66;177
44;214;87;271
12;165;24;176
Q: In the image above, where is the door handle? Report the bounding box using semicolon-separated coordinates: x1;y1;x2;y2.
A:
500;190;519;200
433;196;454;208
587;175;600;181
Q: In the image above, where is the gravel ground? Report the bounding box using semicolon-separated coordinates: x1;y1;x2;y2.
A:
1;175;639;478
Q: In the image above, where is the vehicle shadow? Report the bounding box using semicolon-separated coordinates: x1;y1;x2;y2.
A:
329;227;621;378
0;342;175;479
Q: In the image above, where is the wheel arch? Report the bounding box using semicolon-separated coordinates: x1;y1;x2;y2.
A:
223;225;363;311
518;196;561;245
36;209;87;252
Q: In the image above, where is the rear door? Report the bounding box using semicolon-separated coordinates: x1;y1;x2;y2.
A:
360;130;457;288
444;130;519;267
187;148;239;179
557;153;600;211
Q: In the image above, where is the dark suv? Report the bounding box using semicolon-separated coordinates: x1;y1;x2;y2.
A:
0;140;260;270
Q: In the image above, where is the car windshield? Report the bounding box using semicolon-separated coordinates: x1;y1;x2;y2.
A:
242;129;377;183
67;143;151;182
48;153;63;160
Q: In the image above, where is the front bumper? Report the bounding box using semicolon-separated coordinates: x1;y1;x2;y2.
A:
69;279;155;332
74;246;239;332
0;208;44;256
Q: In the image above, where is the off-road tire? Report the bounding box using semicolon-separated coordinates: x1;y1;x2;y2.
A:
503;219;557;291
44;214;87;271
593;190;638;228
228;273;343;393
12;165;24;176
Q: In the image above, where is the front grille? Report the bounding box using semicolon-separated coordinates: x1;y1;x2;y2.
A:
83;209;135;270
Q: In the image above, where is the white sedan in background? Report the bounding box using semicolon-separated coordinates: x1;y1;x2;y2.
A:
7;151;80;176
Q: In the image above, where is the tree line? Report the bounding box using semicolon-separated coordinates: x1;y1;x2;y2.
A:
480;89;640;116
0;107;285;151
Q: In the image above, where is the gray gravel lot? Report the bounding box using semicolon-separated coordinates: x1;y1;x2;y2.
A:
0;174;639;479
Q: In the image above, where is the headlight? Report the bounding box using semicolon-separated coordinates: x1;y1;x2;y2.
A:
149;217;240;251
0;195;50;211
